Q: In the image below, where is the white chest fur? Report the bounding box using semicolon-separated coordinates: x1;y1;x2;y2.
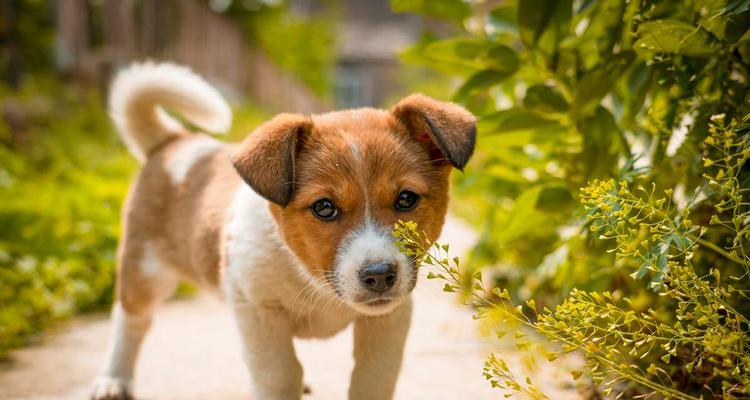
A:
222;184;356;339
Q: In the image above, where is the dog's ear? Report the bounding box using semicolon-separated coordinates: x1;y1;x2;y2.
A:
391;94;477;170
231;114;313;207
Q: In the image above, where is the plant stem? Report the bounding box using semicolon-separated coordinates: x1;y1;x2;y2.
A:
692;236;750;267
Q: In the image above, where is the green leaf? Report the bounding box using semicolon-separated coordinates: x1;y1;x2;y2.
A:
572;52;634;117
478;109;559;135
480;45;520;73
522;84;569;113
498;186;544;244
699;0;750;42
391;0;470;25
634;20;721;58
518;0;572;49
536;186;575;212
488;5;518;35
719;0;750;17
424;38;494;67
477;109;566;148
579;106;622;177
454;69;514;101
400;34;478;76
485;162;528;183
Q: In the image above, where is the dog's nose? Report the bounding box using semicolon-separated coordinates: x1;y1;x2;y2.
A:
359;263;397;293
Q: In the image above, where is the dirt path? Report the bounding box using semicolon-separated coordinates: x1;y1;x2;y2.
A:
0;216;578;400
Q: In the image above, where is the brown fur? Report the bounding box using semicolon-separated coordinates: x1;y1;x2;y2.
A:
231;95;476;279
116;136;241;314
269;109;451;278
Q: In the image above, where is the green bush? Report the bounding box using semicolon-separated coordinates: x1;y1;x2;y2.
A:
0;80;135;358
393;0;750;398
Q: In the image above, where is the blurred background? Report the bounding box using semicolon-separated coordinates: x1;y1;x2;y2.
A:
2;1;749;399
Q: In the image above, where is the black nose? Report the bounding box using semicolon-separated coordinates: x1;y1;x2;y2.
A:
359;263;397;293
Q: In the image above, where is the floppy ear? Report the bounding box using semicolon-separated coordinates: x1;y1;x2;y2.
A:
390;94;477;170
231;114;313;206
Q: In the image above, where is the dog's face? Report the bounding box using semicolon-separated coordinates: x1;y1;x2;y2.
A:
232;94;476;315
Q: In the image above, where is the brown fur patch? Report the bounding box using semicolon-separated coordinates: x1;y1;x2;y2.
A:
116;136;240;314
231;114;313;206
391;94;477;170
268;108;453;278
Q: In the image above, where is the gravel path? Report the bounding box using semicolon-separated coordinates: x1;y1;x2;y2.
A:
0;216;579;400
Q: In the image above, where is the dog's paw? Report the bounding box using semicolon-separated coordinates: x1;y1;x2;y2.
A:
90;376;133;400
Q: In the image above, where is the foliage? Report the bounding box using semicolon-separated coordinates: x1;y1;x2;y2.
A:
394;0;750;398
396;127;750;396
221;1;338;96
0;80;134;359
396;0;750;304
0;0;55;87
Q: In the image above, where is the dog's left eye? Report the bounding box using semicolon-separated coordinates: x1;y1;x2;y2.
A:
311;199;339;221
395;190;420;212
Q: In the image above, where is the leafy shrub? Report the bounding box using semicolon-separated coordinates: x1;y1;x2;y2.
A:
0;80;135;358
393;0;750;398
397;128;750;396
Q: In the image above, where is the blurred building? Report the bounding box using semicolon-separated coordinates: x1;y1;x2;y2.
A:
55;0;327;112
292;0;425;108
52;0;428;112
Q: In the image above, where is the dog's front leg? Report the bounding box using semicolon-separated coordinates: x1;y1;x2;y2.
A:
232;299;303;400
349;298;413;400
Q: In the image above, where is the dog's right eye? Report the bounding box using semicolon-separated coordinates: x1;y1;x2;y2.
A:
311;199;339;221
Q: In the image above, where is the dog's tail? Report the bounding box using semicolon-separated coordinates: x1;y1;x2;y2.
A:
108;62;231;162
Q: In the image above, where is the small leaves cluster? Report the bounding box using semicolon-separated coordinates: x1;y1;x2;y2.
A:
581;179;698;286
396;126;750;398
395;220;552;398
702;114;750;275
484;354;550;400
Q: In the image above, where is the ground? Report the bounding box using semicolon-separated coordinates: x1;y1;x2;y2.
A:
0;216;579;400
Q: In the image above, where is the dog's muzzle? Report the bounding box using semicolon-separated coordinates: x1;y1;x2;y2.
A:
359;262;397;294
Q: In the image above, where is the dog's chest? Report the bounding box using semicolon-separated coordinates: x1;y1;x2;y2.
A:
290;303;354;339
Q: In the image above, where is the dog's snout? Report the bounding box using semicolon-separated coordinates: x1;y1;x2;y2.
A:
359;263;397;293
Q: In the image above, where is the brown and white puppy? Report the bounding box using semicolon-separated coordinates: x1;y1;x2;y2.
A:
90;62;475;400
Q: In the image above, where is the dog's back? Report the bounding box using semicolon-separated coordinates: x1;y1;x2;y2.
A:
109;63;240;308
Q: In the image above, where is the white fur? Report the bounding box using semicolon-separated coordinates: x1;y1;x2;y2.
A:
221;185;351;328
335;220;412;315
139;242;161;278
166;137;223;184
222;185;343;399
346;134;362;163
93;247;178;400
109;62;231;162
222;184;284;296
91;304;151;398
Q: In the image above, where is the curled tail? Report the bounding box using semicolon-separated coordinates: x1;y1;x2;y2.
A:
108;62;231;162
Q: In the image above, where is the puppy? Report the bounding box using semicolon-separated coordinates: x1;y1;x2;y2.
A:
90;62;475;400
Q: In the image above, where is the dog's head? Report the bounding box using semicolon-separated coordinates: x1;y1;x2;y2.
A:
232;94;476;315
